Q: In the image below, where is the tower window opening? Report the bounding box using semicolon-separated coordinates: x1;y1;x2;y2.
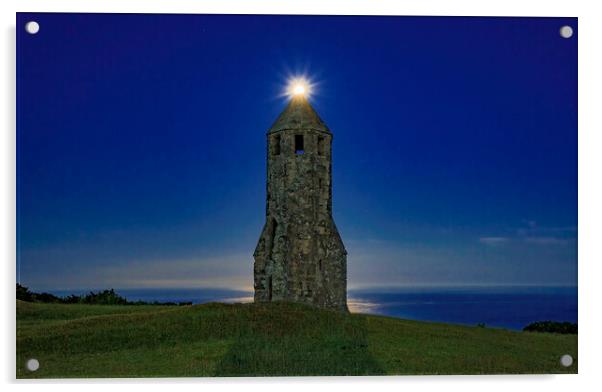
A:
317;136;325;156
295;135;304;155
272;135;281;156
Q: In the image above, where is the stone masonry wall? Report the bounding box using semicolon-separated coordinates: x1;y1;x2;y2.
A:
254;127;348;312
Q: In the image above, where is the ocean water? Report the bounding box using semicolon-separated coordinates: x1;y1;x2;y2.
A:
50;286;577;331
348;286;577;330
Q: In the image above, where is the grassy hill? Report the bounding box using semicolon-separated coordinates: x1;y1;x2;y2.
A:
16;300;577;378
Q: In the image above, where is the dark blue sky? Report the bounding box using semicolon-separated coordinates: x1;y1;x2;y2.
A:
17;13;577;291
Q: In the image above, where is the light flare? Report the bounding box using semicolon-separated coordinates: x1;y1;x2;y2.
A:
286;77;313;99
294;85;305;95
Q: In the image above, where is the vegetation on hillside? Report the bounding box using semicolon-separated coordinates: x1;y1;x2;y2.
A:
16;284;191;306
523;321;577;334
16;300;577;378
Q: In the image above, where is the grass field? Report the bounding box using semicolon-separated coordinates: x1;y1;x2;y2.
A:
16;300;577;378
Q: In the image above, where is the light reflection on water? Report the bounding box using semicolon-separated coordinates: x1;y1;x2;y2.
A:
347;298;381;314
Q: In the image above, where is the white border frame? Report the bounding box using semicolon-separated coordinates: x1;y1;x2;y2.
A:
3;1;599;391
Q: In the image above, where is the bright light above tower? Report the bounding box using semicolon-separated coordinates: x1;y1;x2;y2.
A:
286;77;312;99
293;85;305;95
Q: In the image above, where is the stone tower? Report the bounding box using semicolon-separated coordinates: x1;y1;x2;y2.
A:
253;95;348;312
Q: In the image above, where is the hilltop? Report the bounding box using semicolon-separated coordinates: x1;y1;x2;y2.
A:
16;300;577;378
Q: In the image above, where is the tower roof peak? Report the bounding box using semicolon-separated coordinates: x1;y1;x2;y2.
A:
269;96;330;134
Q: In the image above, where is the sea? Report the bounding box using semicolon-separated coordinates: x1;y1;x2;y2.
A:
50;285;577;331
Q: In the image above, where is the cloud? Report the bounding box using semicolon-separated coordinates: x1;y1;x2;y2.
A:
482;222;576;247
479;235;572;247
479;237;509;246
517;221;576;237
524;237;571;246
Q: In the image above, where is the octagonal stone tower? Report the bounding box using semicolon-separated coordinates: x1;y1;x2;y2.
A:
253;95;348;312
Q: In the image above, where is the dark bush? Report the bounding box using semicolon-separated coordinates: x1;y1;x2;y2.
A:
16;284;183;306
79;289;128;305
32;292;62;303
62;294;82;304
523;321;577;334
16;284;33;302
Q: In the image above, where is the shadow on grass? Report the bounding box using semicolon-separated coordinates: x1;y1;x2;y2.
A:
214;302;384;376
